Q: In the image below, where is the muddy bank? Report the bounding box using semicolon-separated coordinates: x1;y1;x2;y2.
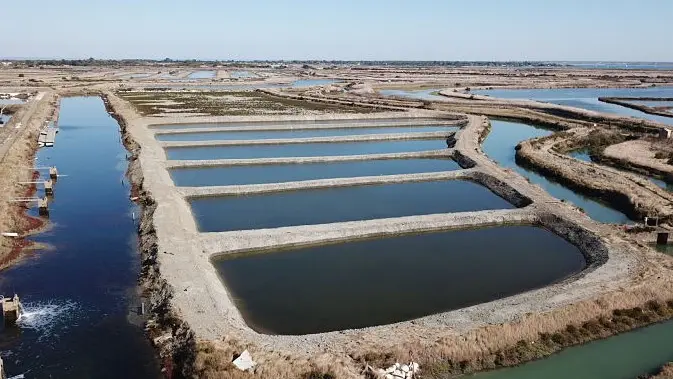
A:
602;140;673;183
515;132;673;222
102;93;196;378
599;97;673;119
0;92;58;270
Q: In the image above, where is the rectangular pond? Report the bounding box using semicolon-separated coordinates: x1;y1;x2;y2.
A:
150;118;446;130
190;179;513;232
156;125;458;141
166;139;450;160
171;158;460;186
213;226;585;334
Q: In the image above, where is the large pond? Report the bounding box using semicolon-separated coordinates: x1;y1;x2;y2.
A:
170;158;460;186
0;97;159;377
190;180;514;232
166;139;450;160
213;226;585;334
482;120;631;224
156;125;457;142
473;87;673;126
471;319;673;379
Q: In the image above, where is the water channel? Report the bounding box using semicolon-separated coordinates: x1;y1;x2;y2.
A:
0;97;160;378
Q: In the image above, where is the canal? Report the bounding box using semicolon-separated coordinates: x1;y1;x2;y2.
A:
0;97;160;378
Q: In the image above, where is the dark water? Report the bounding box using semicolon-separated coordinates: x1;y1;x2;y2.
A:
214;226;585;334
171;158;460;186
471;319;673;379
482;120;631;224
190;179;513;232
166;139;450;160
156;125;457;141
0;97;160;378
150;118;444;130
473;87;673;126
379;88;447;101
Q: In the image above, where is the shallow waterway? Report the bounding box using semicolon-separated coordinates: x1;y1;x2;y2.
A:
156;125;457;141
482;120;631;224
0;97;160;377
473;87;673;126
171;158;460;186
214;226;585;334
470;319;673;379
190;179;513;232
166;139;450;160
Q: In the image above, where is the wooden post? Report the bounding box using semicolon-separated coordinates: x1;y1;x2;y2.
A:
657;232;669;245
2;294;21;326
49;166;58;180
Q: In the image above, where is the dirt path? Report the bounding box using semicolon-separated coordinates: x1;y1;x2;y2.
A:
0;91;58;268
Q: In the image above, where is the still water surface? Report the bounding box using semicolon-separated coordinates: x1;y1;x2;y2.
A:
167;139;450;160
191;179;513;232
171;158;460;186
214;226;585;334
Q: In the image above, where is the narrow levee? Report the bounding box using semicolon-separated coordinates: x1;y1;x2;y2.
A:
0;97;160;378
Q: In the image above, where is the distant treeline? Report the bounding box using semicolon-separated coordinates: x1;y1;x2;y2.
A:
3;58;565;68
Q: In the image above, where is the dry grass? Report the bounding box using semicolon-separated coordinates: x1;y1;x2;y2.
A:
188;278;673;379
116;90;379;117
193;338;356;379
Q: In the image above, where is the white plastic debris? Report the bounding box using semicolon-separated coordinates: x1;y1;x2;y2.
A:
232;349;256;371
378;362;420;379
1;233;19;237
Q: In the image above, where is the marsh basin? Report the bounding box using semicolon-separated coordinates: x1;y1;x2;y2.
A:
213;226;585;334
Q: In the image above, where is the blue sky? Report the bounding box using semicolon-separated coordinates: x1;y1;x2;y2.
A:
3;0;672;61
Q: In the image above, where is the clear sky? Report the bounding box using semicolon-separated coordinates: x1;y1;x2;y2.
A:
3;0;672;61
